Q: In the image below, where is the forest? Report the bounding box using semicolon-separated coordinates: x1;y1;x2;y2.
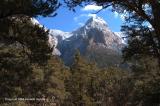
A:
0;0;160;106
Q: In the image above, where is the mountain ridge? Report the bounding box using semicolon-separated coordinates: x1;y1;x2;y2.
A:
33;16;125;67
49;16;125;67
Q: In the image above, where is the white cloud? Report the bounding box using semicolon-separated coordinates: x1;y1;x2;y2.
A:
74;13;97;22
82;4;102;11
74;13;98;27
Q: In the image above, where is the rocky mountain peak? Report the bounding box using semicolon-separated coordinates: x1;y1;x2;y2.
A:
31;17;125;67
72;16;123;50
85;16;108;29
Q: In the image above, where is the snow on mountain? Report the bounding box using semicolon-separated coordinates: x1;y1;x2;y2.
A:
31;17;125;66
49;29;73;41
85;16;107;30
71;16;124;51
55;16;125;65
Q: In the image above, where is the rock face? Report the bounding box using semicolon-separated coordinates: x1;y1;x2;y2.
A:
49;16;125;67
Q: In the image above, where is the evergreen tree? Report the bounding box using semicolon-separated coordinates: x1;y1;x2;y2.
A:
0;0;60;18
0;17;52;98
65;51;94;106
128;57;160;106
43;56;70;105
0;0;64;105
90;67;133;106
64;0;160;105
64;51;132;106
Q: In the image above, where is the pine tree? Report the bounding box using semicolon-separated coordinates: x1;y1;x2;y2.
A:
64;51;133;106
0;0;60;18
89;67;133;106
65;51;94;106
64;0;160;105
0;18;51;98
43;56;70;105
128;57;160;106
0;0;62;105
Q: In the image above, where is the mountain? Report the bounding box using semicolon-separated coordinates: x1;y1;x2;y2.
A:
49;16;125;67
31;18;62;56
32;17;125;67
49;29;73;41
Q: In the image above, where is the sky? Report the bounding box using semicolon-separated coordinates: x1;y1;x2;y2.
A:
37;4;125;32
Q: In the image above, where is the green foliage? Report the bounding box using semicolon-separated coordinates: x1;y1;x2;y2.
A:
0;17;52;98
0;0;60;18
43;56;70;105
64;51;94;106
64;51;133;106
64;52;160;106
0;0;66;105
64;0;160;105
129;57;160;106
91;67;133;106
1;0;160;106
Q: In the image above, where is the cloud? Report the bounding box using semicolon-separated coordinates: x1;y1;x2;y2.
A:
82;4;102;11
74;13;98;26
74;13;97;22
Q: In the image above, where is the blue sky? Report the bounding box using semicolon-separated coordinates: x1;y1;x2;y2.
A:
37;4;124;32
